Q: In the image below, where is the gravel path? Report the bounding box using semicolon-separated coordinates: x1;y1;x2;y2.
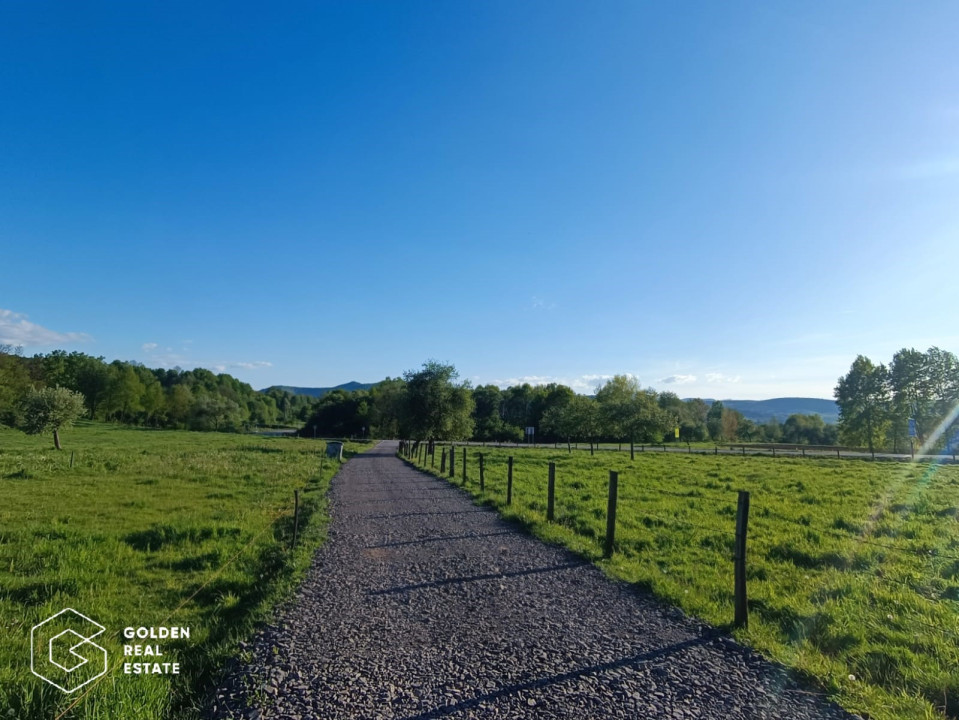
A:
209;441;857;720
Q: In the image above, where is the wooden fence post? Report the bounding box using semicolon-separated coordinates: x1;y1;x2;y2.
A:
630;440;635;461
507;456;514;505
801;447;805;458
291;490;300;550
479;453;485;490
440;448;447;474
70;451;75;468
604;471;618;558
772;447;776;458
742;446;745;456
462;447;467;484
734;490;750;628
547;462;556;521
837;448;841;459
449;445;456;478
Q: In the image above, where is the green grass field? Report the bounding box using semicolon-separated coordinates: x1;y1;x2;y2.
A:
411;444;959;720
0;422;369;720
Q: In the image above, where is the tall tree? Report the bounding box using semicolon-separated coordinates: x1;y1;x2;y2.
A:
596;375;639;448
706;401;725;441
402;361;474;440
568;394;602;455
368;377;406;438
0;345;32;427
835;355;890;454
541;402;577;452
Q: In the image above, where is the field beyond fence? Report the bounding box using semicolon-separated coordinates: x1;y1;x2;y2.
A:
403;440;959;720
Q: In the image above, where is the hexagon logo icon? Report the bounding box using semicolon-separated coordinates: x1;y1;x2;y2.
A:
31;608;108;693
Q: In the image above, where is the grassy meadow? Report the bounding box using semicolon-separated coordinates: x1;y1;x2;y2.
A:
410;444;959;720
0;422;369;720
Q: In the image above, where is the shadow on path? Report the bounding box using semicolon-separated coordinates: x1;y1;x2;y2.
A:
400;633;718;720
365;530;514;549
369;560;588;596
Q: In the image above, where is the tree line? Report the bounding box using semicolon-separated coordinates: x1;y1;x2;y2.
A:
8;349;892;451
301;360;839;448
0;346;315;433
834;346;959;453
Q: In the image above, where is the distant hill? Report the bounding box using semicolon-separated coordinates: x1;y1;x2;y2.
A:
691;397;840;424
262;381;375;398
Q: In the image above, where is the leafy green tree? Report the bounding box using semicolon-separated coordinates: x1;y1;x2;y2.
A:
500;383;531;428
302;389;370;438
248;395;278;426
73;355;111;418
761;417;783;443
628;389;670;445
191;394;243;432
835;355;890;454
0;345;32;426
541;402;577;452
596;375;638;448
368;377;406;438
568;394;602;454
19;386;86;449
680;398;709;441
706;401;724;441
41;350;75;389
658;392;684;439
720;407;743;442
401;361;474;440
888;347;959;449
166;384;194;427
735;417;760;442
103;362;145;423
535;383;575;425
471;384;505;441
782;413;829;445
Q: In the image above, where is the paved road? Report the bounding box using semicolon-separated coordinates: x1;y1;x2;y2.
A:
209;441;857;720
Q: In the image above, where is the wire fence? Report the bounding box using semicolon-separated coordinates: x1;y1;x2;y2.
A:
397;439;959;655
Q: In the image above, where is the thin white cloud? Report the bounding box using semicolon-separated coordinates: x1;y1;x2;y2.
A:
660;374;697;385
139;343;273;375
0;309;90;347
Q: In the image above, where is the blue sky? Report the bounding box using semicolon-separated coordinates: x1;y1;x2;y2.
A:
1;1;957;399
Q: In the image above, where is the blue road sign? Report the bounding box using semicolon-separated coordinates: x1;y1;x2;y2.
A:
908;418;917;438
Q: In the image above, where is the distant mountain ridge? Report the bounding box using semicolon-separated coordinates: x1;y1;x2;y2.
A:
692;397;839;424
262;381;375;398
